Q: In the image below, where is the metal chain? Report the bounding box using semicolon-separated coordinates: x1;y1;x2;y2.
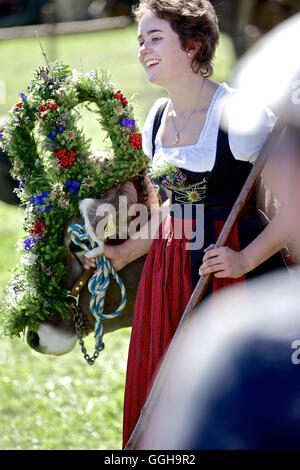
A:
72;304;104;365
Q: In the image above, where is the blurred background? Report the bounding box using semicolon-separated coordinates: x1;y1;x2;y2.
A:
0;0;299;450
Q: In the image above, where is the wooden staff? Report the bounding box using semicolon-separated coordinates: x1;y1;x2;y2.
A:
124;116;286;450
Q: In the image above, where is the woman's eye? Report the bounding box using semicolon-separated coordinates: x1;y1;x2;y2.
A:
138;37;161;47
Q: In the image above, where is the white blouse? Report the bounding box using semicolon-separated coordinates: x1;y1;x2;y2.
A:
142;83;276;173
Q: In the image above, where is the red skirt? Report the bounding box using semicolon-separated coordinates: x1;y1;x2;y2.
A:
122;215;245;449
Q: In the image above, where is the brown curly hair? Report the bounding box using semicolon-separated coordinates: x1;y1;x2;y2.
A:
132;0;219;78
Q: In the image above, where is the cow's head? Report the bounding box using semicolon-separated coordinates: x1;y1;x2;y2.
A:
26;174;159;357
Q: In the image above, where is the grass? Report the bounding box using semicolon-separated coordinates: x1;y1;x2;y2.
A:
0;25;235;450
0;201;131;450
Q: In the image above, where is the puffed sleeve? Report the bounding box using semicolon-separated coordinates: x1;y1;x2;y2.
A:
142;97;169;159
225;91;276;165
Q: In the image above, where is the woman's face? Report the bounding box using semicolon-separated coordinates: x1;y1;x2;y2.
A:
137;10;190;88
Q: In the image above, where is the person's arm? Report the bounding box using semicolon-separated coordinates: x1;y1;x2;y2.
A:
199;157;290;279
84;198;170;272
198;207;289;279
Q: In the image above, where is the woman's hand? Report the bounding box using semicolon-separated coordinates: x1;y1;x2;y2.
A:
83;243;129;272
198;244;251;279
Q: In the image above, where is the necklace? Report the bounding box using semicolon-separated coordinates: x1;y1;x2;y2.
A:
170;78;205;146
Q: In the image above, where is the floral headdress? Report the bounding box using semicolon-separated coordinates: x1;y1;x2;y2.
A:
0;61;150;337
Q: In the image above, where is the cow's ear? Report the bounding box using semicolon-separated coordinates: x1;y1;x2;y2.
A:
79;198;116;246
79;198;105;244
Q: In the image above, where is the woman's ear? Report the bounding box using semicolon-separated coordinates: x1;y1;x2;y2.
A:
186;38;202;57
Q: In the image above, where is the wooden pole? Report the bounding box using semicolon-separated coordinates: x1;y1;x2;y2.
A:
124;117;286;450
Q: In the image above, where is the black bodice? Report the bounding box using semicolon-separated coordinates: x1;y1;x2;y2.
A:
151;101;258;210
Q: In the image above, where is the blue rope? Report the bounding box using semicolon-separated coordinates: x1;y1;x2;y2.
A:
67;224;127;351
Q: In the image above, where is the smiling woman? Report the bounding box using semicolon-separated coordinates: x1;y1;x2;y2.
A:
82;0;289;449
135;0;219;79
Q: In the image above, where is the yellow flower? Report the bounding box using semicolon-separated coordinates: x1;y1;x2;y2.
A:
83;177;93;187
51;183;65;199
57;88;67;96
187;190;200;202
53;182;64;193
14;160;23;169
66;129;76;140
115;107;124;115
57;197;69;209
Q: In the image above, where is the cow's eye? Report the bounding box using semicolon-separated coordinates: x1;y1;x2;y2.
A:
69;241;82;253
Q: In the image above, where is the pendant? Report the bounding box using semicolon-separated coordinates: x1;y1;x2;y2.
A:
172;131;179;146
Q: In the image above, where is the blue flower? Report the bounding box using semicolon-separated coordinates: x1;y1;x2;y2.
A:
44;204;52;212
120;118;136;129
126;119;135;129
36;195;45;205
19;92;28;101
24;237;36;251
30;192;50;212
66;180;81;195
47;130;58;140
0;133;3;140
58;125;64;133
69;187;78;194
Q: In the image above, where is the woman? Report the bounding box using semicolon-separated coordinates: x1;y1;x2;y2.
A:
85;0;288;448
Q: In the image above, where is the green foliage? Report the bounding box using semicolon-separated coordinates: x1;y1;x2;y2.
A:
0;61;150;337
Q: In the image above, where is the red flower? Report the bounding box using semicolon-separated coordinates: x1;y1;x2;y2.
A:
31;218;49;237
112;90;128;107
129;133;142;150
53;148;76;171
15;102;23;111
38;100;59;120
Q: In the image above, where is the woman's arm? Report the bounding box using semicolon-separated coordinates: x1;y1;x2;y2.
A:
198;207;289;278
84;198;170;272
199;155;290;279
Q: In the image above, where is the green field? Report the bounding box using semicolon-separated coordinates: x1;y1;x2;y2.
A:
0;24;235;450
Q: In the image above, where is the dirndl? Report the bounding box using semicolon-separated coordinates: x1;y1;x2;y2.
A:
122;207;247;448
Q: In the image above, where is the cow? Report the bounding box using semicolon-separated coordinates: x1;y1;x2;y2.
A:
26;169;161;358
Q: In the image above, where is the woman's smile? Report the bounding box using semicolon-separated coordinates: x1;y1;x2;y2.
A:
144;59;161;69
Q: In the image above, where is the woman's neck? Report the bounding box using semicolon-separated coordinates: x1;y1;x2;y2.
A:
166;76;219;114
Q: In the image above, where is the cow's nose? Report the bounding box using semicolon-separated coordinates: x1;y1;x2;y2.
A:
27;330;40;350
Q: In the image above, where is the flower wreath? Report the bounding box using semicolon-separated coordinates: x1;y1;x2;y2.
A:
0;61;150;337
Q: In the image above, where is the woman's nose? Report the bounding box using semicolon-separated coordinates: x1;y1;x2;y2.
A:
140;40;152;56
